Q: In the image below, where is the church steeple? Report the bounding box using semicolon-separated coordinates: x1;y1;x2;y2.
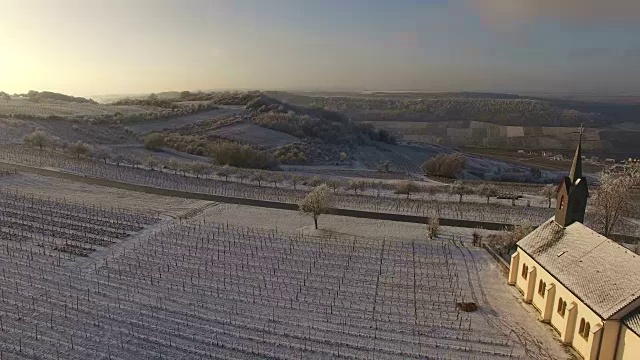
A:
569;126;583;182
555;126;589;227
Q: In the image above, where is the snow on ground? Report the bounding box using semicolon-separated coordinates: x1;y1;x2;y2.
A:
0;172;207;218
125;105;244;134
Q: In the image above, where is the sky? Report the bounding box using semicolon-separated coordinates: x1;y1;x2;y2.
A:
1;0;640;96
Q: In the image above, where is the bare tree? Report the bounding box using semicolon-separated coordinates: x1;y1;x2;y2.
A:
590;170;639;237
299;184;333;229
269;173;284;188
325;179;342;194
191;162;210;178
250;171;266;187
146;155;159;171
67;141;92;159
94;147;110;164
166;159;180;174
24;130;50;150
540;184;556;208
395;180;422;199
347;179;366;195
217;165;235;181
486;221;535;257
449;180;470;203
113;154;126;166
477;183;498;204
291;174;303;190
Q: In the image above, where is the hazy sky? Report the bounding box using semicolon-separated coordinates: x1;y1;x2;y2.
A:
1;0;640;96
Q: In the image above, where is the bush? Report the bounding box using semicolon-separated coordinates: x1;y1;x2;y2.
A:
427;218;440;239
144;133;165;151
210;142;277;169
422;153;466;178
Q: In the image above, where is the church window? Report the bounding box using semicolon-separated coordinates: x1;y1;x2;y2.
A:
583;322;590;340
579;318;585;336
559;195;565;210
538;280;546;297
557;298;563;314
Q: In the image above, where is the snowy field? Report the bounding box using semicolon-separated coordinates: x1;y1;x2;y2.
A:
0;182;569;359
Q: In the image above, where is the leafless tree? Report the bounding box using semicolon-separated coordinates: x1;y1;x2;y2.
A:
590;169;640;237
191;162;210;178
395;180;422;199
23;130;50;150
449;180;470;203
477;183;498;204
299;184;333;229
291;175;303;190
540;184;556;208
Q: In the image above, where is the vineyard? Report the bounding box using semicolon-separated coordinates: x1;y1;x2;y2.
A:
0;189;160;257
0;145;637;237
0;198;550;359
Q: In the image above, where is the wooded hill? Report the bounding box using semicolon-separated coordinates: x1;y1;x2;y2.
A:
265;91;640;128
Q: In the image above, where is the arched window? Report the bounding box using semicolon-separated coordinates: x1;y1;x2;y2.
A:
522;264;528;279
579;318;585;335
584;322;591;340
561;301;567;316
557;298;563;313
538;280;545;296
559;195;565;210
541;282;546;297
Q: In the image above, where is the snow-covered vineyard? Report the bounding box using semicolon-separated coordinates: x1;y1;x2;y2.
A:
0;191;545;359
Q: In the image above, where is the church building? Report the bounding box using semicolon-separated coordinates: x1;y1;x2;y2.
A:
508;133;640;360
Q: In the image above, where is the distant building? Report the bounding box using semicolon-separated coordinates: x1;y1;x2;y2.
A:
553;154;564;161
508;134;640;360
605;158;616;165
517;149;526;154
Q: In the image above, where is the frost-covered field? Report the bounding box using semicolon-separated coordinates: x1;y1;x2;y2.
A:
0;99;152;118
0;187;566;359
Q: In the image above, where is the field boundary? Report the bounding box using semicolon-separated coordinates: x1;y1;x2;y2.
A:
1;160;638;239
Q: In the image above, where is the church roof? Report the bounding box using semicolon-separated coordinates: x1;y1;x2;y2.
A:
517;218;640;319
624;308;640;336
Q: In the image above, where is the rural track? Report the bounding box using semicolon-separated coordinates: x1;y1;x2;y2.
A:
453;237;558;360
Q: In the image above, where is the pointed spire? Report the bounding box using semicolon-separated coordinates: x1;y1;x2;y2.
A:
569;125;584;182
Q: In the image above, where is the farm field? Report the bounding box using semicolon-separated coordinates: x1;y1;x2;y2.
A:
210;122;300;150
1;146;638;238
0;186;567;359
125;105;244;134
0;98;154;118
460;147;605;174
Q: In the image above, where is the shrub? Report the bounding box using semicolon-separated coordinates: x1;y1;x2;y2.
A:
427;218;440;239
210;142;277;169
144;133;165;151
422;153;466;178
